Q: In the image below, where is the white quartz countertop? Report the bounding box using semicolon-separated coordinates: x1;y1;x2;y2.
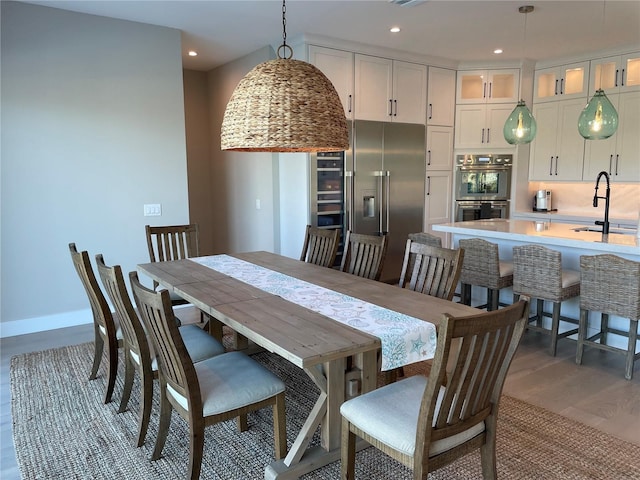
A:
433;219;639;256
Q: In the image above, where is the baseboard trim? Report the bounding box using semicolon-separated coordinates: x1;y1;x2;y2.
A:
1;309;93;338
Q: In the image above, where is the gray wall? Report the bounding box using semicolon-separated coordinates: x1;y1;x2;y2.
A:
1;2;190;336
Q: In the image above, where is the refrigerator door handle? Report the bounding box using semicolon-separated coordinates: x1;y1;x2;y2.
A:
345;170;353;231
374;170;385;234
384;171;391;234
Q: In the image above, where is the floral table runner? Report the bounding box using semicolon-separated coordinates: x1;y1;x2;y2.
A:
190;255;436;371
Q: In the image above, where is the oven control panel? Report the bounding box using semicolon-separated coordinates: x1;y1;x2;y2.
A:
456;154;513;167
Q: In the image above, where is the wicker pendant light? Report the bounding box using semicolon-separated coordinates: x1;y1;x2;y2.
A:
220;0;348;152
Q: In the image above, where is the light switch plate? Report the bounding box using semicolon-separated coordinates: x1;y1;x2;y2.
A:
143;204;162;216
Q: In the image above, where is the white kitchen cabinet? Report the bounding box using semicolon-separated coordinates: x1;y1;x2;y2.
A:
534;61;590;102
529;98;586;181
354;54;427;124
309;45;354;120
589;52;640;95
427;67;455;126
583;91;640;182
454;104;513;149
426;126;453;170
424;170;452;234
456;69;520;104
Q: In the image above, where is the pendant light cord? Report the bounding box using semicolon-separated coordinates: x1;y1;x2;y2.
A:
598;0;606;89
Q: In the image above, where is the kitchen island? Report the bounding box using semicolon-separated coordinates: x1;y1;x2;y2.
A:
432;219;639;350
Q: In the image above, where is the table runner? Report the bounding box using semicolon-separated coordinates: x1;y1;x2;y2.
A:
190;255;436;371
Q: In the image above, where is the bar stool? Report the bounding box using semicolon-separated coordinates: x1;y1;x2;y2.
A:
576;254;640;380
512;244;580;356
458;238;513;311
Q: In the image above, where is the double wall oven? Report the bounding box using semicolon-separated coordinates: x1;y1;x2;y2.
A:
455;153;512;222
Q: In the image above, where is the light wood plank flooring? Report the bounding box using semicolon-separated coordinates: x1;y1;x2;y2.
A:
1;322;638;479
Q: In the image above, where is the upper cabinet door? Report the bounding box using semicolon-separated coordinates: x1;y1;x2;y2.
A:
392;60;427;124
534;61;590;102
427;67;455;126
456;69;520;104
309;45;355;120
589;52;640;96
354;54;394;122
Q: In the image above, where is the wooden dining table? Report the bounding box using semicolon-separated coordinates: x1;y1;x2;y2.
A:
138;251;479;479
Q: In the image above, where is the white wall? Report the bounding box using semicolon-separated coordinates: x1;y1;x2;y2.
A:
1;2;189;336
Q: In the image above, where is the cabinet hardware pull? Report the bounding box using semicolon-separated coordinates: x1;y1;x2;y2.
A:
394;99;397;117
487;128;490;143
615;154;619;176
555;156;559;175
549;156;553;176
389;99;393;117
615;69;619;87
481;128;485;143
555;79;559;96
488;82;492;99
609;154;613;175
483;82;487;99
428;103;433;120
621;68;626;86
427;176;431;195
427;150;431;166
560;78;564;95
348;94;352;113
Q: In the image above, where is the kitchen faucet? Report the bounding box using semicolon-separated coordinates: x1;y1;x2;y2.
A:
593;171;610;235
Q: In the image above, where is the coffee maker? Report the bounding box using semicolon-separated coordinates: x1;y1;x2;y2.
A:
533;189;552;211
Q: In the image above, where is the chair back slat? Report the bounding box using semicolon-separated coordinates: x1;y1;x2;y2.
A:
340;231;388;281
399;239;464;301
299;225;339;267
130;272;201;413
146;224;199;263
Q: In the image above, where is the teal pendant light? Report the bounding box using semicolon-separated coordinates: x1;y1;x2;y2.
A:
503;6;536;145
578;1;618;140
578;89;618;139
504;100;537;144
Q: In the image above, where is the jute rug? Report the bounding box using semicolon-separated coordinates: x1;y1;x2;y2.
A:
11;342;640;479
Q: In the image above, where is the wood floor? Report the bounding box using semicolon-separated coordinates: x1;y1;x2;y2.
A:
1;321;638;479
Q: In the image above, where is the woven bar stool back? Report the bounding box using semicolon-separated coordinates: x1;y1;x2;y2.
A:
512;244;580;356
576;254;640;380
458;238;513;311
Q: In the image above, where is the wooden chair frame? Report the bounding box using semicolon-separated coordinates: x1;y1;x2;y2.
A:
340;231;388;281
341;299;529;480
68;243;121;404
130;272;287;480
299;225;340;268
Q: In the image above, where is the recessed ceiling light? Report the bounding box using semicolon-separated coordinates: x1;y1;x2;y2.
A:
390;26;401;33
494;49;503;54
188;50;198;57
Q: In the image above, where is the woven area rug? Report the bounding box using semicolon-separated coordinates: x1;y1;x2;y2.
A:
11;342;640;479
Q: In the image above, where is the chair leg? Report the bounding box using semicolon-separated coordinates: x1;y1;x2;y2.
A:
625;320;638;381
136;364;154;448
488;289;499;311
188;417;205;480
461;283;471;306
480;436;498;480
600;313;609;346
118;352;134;414
103;339;118;404
536;299;544;328
236;414;248;432
90;328;104;380
549;302;561;357
273;393;287;460
576;309;588;366
152;384;172;461
341;420;356;480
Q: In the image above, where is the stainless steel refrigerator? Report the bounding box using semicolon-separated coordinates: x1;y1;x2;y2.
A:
348;120;425;282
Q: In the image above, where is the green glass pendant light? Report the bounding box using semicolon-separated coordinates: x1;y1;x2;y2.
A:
578;1;618;141
504;100;537;144
503;6;536;145
578;89;618;140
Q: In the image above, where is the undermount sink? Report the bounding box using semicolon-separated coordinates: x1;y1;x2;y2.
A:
572;226;637;236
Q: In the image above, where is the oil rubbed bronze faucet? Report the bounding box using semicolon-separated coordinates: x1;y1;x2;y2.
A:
593;171;610;235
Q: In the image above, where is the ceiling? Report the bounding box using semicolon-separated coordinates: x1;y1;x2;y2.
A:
19;1;640;71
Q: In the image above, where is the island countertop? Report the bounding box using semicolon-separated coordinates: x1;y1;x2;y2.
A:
432;219;639;256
